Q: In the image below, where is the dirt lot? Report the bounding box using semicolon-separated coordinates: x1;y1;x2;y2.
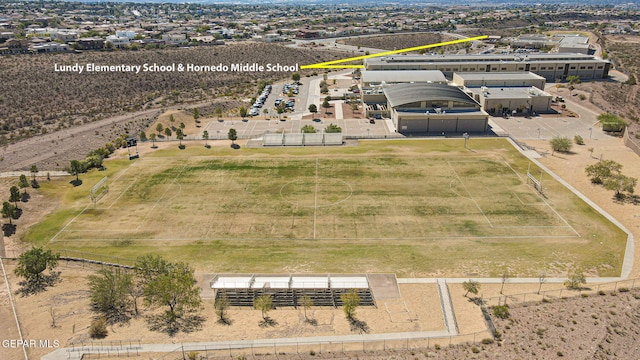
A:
0;263;446;360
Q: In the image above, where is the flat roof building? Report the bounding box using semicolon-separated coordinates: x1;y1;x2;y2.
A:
364;53;610;81
467;86;553;116
452;72;546;90
361;70;447;87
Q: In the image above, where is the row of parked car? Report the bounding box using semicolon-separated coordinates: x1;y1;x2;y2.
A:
249;84;273;116
282;82;300;95
275;97;295;111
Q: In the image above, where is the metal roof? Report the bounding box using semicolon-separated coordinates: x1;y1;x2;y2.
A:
383;83;479;108
366;53;607;65
362;70;447;84
454;72;545;81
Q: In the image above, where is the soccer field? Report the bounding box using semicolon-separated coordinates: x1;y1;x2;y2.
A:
28;139;627;277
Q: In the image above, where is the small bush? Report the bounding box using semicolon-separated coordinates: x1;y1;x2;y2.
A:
581;293;589;298
557;351;564;357
187;351;198;360
579;94;586;100
481;338;494;345
618;287;629;293
89;317;108;339
493;305;510;319
574;135;584;145
434;344;441;350
309;350;316;356
599;290;606;295
471;346;480;353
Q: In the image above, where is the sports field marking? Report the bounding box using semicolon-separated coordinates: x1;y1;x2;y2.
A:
300;35;488;69
446;161;494;228
314;158;318;240
134;163;188;231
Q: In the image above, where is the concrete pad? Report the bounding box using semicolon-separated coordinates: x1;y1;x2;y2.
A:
368;273;401;300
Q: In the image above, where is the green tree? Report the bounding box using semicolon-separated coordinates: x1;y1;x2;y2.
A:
169;114;175;125
14;247;60;295
176;129;184;147
164;127;172;139
69;160;84;183
325;123;342;133
566;75;581;85
604;173;637;199
341;291;360;320
301;125;316;133
202;130;209;147
142;260;202;327
308;104;318;114
549;136;572;154
254;294;273;321
239;106;248;119
149;133;157;147
300;294;314;322
292;72;301;82
564;267;586;290
597;113;628;132
9;186;20;208
585;160;623;184
139;131;147;142
462;279;480;297
322;98;331;114
2;201;16;225
192;108;200;121
30;164;38;182
179;122;185;131
228;128;238;145
214;294;230;324
87;268;134;323
156;123;164;135
215;107;223;120
19;174;29;194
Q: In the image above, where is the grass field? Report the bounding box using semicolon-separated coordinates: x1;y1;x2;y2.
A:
25;139;627;277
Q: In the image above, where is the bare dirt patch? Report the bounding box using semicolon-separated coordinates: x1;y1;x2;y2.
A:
0;263;445;360
338;33;444;51
0;43;344;145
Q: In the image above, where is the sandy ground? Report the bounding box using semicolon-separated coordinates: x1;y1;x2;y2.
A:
527;135;640;278
0;263;446;360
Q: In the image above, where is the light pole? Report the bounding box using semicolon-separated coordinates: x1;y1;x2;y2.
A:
463;132;469;149
589;127;593;139
367;128;370;138
537;128;541;139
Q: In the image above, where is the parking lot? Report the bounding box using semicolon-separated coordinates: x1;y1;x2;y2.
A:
200;115;397;140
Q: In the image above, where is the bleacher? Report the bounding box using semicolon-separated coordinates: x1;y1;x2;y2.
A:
262;133;344;147
211;274;375;308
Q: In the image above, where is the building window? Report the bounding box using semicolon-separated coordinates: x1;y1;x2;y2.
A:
580;66;585;69
597;66;603;69
540;67;546;70
491;67;497;71
587;66;593;69
518;67;524;70
570;66;576;69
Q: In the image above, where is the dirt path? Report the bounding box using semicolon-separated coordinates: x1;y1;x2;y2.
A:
0;98;220;173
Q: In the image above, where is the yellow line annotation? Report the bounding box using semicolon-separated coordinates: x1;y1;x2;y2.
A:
300;35;488;70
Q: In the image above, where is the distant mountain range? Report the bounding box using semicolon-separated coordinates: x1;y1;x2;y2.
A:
52;0;638;5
